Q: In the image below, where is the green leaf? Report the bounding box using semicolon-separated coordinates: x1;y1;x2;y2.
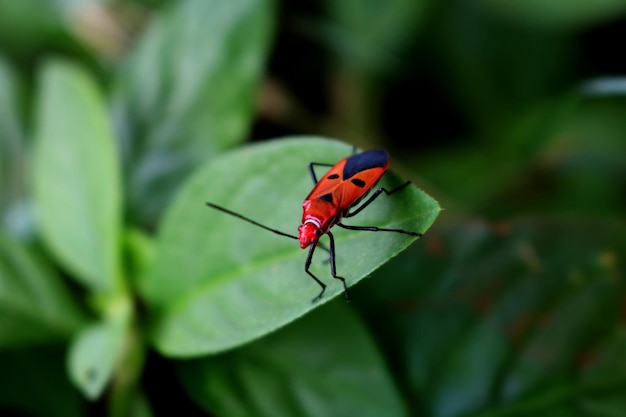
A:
581;77;626;96
0;55;30;237
416;95;579;215
439;96;626;219
178;300;407;417
402;220;626;416
0;346;86;417
111;0;274;226
67;301;131;400
430;2;574;134
124;227;155;288
482;0;626;29
324;0;428;73
0;232;85;348
142;137;440;357
0;0;65;52
527;97;626;217
33;59;122;292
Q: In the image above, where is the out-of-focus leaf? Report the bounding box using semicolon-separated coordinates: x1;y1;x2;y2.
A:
111;0;274;226
0;0;127;61
482;0;626;29
108;312;148;417
0;55;30;238
124;227;155;288
322;0;429;73
0;232;86;348
575;329;626;416
535;98;626;214
500;275;620;401
33;59;122;292
0;346;86;417
67;301;130;400
430;2;574;133
402;220;626;417
119;391;154;417
581;77;626;96
421;93;626;221
178;300;407;417
141;137;440;357
0;0;65;52
488;97;626;218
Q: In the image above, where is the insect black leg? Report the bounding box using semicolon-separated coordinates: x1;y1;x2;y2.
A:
340;181;422;236
327;231;350;302
337;223;422;237
344;181;412;218
304;243;327;303
308;162;335;184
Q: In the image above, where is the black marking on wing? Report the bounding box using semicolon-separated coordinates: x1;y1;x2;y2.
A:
351;178;366;188
319;193;334;203
342;149;389;180
327;173;340;180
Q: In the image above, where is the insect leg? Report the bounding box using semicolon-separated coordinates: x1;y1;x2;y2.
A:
305;243;327;303
308;162;334;184
337;223;422;237
344;181;412;218
327;231;350;302
340;181;422;237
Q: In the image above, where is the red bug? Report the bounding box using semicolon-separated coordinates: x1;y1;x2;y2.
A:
206;149;422;302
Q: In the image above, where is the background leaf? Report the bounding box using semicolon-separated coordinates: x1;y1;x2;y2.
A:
67;305;130;400
142;137;439;357
482;0;626;29
0;0;66;53
178;300;407;417
323;0;428;74
33;59;122;292
0;232;85;348
429;2;574;135
399;220;626;416
0;55;30;238
111;0;275;227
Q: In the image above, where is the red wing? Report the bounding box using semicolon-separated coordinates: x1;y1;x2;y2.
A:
333;166;386;210
307;158;386;211
306;158;347;201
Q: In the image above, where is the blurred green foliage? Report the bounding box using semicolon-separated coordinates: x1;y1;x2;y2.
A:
1;0;625;417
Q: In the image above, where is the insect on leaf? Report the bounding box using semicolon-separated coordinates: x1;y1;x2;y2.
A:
142;137;440;357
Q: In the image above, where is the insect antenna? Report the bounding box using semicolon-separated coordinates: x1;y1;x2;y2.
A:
205;202;299;241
